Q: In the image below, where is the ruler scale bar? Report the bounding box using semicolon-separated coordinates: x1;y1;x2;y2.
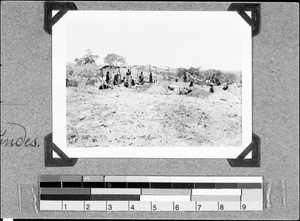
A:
40;200;263;211
39;176;263;211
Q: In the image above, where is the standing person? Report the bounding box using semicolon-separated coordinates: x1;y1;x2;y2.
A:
117;67;122;85
139;71;144;85
105;71;110;84
126;69;132;87
149;71;153;84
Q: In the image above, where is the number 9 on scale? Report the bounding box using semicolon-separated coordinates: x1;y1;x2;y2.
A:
242;204;247;210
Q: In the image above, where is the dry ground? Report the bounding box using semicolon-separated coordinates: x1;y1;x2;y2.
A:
67;82;242;147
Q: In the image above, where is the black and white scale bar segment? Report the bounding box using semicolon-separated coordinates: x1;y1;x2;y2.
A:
39;176;263;211
41;194;140;201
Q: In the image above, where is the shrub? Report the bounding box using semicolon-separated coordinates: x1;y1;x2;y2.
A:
85;78;98;86
66;63;101;86
66;78;79;87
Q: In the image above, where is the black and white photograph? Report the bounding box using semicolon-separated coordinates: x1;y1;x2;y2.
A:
1;2;299;220
52;11;252;158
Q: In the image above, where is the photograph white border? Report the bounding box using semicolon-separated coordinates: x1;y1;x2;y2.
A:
53;11;252;158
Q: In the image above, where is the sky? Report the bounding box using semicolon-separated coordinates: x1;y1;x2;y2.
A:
65;11;249;71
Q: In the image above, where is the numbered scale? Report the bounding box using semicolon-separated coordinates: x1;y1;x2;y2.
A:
39;175;263;211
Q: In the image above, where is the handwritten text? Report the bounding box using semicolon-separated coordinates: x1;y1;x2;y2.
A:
0;122;39;147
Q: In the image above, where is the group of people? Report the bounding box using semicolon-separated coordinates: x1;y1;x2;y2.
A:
208;82;229;93
138;71;153;85
99;68;230;93
205;79;229;93
99;69;154;90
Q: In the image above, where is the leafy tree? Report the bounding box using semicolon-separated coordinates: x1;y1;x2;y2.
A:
176;68;186;79
75;49;99;65
103;53;126;66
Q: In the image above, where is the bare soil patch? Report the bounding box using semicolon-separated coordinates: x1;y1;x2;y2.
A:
67;83;242;147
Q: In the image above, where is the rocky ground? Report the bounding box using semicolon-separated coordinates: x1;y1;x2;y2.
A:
67;82;242;147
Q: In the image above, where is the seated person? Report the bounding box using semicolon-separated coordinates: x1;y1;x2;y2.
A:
209;84;214;93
